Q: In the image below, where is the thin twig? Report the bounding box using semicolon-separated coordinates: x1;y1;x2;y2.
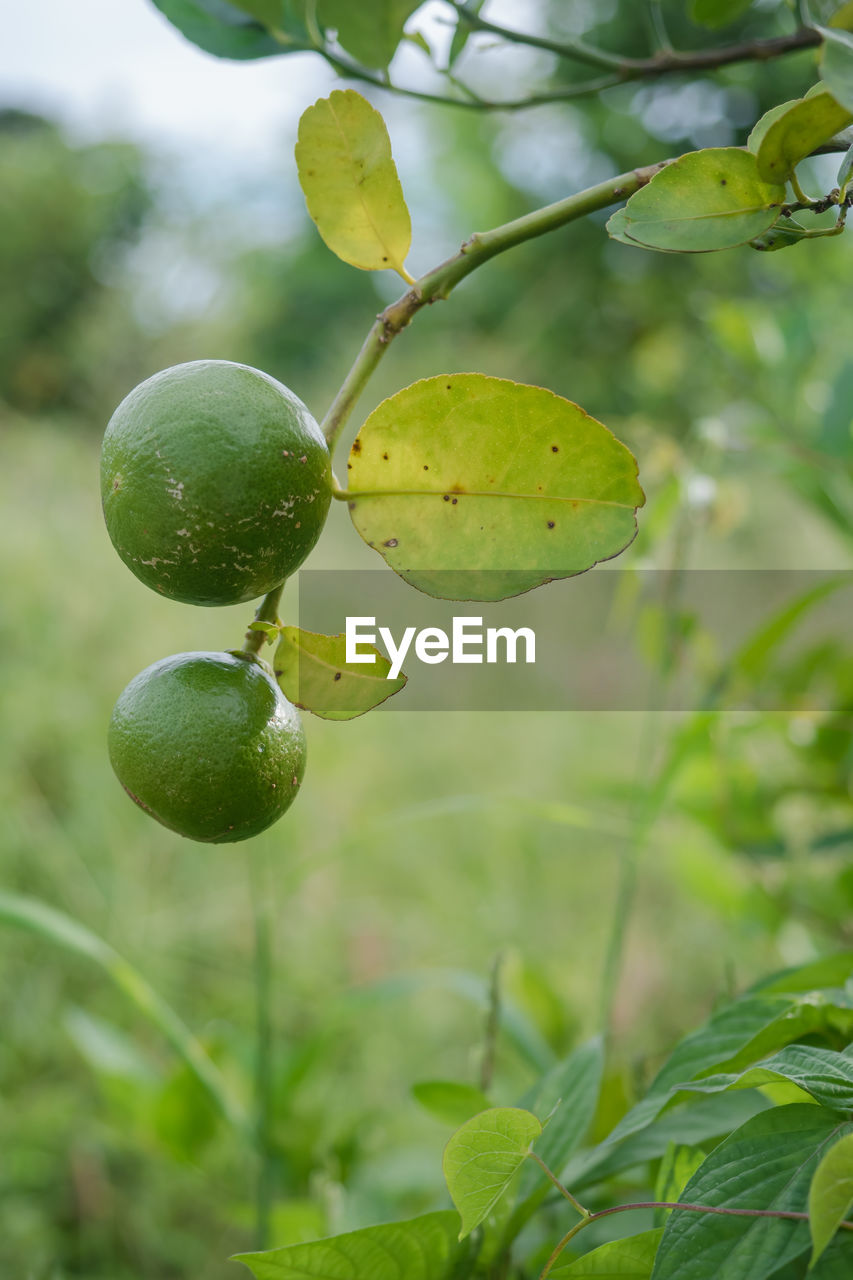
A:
527;1151;588;1218
319;159;671;450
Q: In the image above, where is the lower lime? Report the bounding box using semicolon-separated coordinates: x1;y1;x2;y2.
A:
108;650;306;843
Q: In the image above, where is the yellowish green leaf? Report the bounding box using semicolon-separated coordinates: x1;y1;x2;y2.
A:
295;89;412;278
346;374;644;602
443;1107;542;1239
274;627;406;720
809;1132;853;1267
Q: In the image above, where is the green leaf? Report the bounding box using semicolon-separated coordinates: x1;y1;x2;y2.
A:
751;953;853;995
318;0;423;69
652;1106;853;1280
443;1107;542;1239
607;149;785;253
346;374;645;603
412;1081;493;1127
295;89;412;277
551;1229;663;1277
562;1092;772;1193
0;891;246;1134
519;1037;604;1201
449;0;485;67
273;627;406;720
689;0;752;28
233;1210;463;1279
831;2;853;33
819;26;853;111
747;100;801;157
750;216;810;252
668;1044;853;1113
837;140;853;190
247;619;280;645
150;0;307;59
810;1133;853;1266
752;90;853;183
64;1006;158;1085
654;1144;707;1225
607;993;853;1145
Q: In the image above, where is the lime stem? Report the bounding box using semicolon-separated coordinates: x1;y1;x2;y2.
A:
319;159;674;454
242;584;285;656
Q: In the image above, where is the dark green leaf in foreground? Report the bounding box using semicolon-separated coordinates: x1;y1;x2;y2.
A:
295;89;412;277
667;1044;853;1113
819;26;853;112
151;0;305;59
233;1210;462;1279
607;993;853;1145
810;1133;853;1266
443;1107;542;1238
413;1081;493;1127
318;0;423;69
751;89;853;184
607;149;785;253
274;627;406;720
652;1106;853;1280
551;1229;663;1277
346;375;645;602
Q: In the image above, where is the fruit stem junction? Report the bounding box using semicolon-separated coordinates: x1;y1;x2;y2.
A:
243;583;285;656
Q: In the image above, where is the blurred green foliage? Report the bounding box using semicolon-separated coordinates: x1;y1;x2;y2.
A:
2;0;853;1274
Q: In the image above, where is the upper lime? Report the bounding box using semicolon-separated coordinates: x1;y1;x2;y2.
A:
108;650;306;844
101;359;331;606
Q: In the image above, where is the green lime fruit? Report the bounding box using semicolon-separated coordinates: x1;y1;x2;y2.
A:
108;650;306;843
101;359;331;606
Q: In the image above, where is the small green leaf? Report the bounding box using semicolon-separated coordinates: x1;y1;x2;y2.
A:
318;0;423;69
551;1229;663;1277
810;1133;853;1266
443;1107;542;1239
750;216;810;251
689;0;752;28
653;1106;853;1280
295;89;412;278
151;0;306;59
247;619;280;645
820;25;853;111
449;0;485;66
346;374;645;603
412;1081;492;1126
608;149;785;253
233;1210;462;1279
752;89;853;183
274;627;406;720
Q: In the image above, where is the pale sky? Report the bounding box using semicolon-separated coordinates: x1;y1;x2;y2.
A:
2;0;336;162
